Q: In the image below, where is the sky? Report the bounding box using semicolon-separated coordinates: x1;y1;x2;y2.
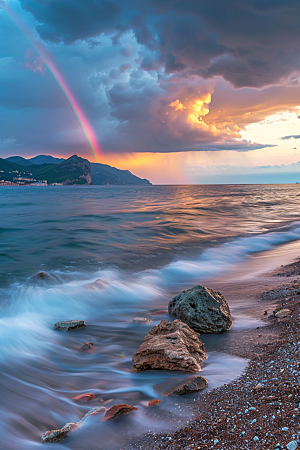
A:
0;0;300;184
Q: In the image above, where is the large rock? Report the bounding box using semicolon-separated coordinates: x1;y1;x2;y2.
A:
153;375;208;396
132;319;206;373
168;285;232;333
53;320;87;332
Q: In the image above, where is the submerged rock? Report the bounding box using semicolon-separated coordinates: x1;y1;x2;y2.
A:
82;407;106;421
41;422;79;443
103;404;138;421
154;375;208;396
148;399;161;407
168;285;232;333
132;319;206;373
41;407;106;443
79;342;94;352
133;317;151;324
53;320;87;332
73;393;95;403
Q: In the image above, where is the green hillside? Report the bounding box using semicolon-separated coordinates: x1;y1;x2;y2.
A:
0;155;92;185
6;156;34;166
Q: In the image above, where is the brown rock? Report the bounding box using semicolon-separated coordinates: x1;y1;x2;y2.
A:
148;399;161;407
41;422;79;443
133;317;151;324
132;319;206;373
79;342;94;352
103;404;138;421
73;393;95;402
154;376;208;396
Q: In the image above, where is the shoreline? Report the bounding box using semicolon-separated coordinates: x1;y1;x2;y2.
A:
126;258;300;450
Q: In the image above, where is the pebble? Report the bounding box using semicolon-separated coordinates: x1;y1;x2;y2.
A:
287;441;298;450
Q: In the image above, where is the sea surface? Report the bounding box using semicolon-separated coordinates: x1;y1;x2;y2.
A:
1;184;300;449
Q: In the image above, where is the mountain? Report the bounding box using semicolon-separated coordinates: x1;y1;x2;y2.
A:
29;155;66;165
6;156;33;166
91;163;151;185
4;154;152;185
0;155;92;185
31;155;92;184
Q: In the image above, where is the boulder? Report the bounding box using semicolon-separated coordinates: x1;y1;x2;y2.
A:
103;404;138;421
73;393;95;403
53;320;87;332
133;317;151;324
168;285;232;333
132;319;206;373
41;422;79;443
154;375;208;396
79;342;94;352
148;399;161;407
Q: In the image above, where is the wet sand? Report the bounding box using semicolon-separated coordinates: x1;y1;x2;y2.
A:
125;257;300;450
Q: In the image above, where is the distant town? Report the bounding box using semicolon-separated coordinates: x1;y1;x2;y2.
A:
0;170;63;186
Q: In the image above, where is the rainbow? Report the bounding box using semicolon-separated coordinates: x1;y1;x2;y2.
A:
0;1;101;162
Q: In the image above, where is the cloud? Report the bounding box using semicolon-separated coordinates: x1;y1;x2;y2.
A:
280;134;300;140
19;0;300;88
186;161;300;183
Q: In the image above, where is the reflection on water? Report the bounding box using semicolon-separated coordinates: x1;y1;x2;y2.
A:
1;185;300;449
1;184;300;285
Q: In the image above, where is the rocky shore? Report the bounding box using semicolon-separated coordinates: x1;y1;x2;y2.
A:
126;259;300;450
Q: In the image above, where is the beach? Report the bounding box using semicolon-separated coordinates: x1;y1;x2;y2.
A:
126;258;300;450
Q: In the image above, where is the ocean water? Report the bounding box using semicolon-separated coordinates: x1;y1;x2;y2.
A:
1;184;300;449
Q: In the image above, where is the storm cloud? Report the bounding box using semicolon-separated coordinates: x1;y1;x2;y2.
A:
19;0;300;88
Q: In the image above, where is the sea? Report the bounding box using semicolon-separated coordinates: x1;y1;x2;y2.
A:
1;184;300;449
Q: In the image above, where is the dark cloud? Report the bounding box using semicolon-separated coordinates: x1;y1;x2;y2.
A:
280;134;300;140
19;0;300;88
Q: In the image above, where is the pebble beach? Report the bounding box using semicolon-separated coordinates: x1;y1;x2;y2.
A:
127;258;300;450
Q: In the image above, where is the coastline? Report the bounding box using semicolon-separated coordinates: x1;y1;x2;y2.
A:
126;257;300;450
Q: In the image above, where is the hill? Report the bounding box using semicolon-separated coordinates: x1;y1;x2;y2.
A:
91;163;151;185
29;155;65;165
4;154;152;185
0;155;92;185
6;156;33;166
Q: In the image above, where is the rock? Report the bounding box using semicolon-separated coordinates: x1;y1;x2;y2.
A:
84;278;109;290
103;404;138;421
148;399;161;407
153;376;208;396
168;285;232;333
79;342;94;352
132;319;206;373
73;393;95;402
53;320;87;332
33;271;60;283
133;317;151;324
82;407;106;421
275;308;291;318
41;422;79;443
